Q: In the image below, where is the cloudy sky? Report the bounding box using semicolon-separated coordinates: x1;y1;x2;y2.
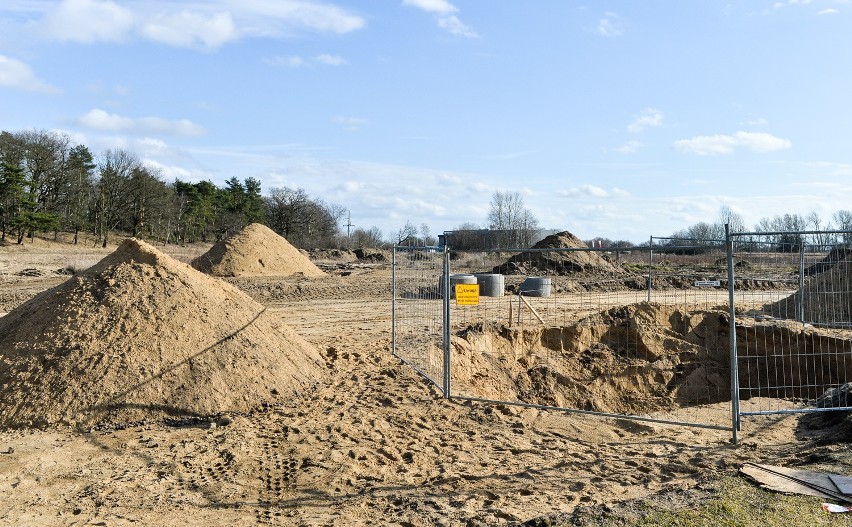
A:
2;1;851;242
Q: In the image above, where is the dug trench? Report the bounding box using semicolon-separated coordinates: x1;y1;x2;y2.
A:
449;303;852;414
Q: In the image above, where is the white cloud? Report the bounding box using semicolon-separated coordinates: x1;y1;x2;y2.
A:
627;108;663;133
0;55;59;93
264;55;305;67
403;0;478;38
26;0;366;50
818;8;839;14
76;109;206;136
231;0;365;34
315;53;346;65
558;184;611;198
673;131;792;155
614;140;642;154
141;10;238;49
143;158;209;182
438;15;478;37
38;0;134;43
401;0;457;14
744;117;768;126
801;161;852;176
438;173;463;185
264;54;345;67
596;12;623;37
334;115;368;130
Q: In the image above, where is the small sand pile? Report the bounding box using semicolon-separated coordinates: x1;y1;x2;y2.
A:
192;223;325;277
491;231;625;277
307;249;358;263
0;238;325;428
354;248;391;263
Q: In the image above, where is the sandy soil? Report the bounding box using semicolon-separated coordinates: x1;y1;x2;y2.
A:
0;237;850;526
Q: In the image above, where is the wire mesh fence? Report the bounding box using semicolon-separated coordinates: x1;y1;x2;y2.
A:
444;241;733;429
392;246;446;393
392;229;852;438
731;232;852;416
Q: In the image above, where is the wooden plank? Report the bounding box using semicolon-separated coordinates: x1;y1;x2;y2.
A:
519;294;545;325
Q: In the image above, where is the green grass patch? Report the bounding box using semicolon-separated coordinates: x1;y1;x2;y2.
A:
563;477;850;527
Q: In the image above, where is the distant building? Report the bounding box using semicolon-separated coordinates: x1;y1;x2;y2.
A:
439;228;560;250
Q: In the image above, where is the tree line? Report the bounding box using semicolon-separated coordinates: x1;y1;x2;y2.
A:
0;129;392;249
661;206;852;251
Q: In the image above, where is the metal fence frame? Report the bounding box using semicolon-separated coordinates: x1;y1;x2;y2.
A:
391;246;448;394
729;230;852;437
393;229;852;444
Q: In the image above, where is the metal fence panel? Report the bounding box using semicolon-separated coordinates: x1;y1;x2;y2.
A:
392;246;446;393
444;244;732;429
731;232;852;416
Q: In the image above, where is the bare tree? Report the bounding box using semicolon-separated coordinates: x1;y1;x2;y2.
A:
834;210;852;244
487;190;539;249
754;213;808;252
806;211;836;246
393;221;418;245
419;223;437;245
351;226;383;248
264;186;343;247
95;149;141;247
718;205;745;234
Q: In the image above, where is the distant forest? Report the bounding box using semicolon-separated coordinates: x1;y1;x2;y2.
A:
0;129;386;249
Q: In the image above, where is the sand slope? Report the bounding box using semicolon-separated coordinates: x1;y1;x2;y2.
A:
192;223;325;277
0;238;325;428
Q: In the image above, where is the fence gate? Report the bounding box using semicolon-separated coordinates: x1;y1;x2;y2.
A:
730;231;852;422
442;244;733;431
391;246;447;394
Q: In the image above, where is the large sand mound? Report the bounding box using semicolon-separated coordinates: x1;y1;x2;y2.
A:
192;223;325;277
492;231;625;277
0;238;325;428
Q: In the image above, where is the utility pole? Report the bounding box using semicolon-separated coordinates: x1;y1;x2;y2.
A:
345;212;354;247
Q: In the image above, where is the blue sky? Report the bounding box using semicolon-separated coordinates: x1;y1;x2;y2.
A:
2;0;852;242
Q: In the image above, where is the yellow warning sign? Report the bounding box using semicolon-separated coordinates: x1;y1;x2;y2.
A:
455;284;480;305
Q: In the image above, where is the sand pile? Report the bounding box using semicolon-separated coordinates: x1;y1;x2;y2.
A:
769;253;852;325
491;231;625;277
353;248;391;262
804;246;852;276
450;304;732;413
452;302;852;411
192;223;325;277
0;238;325;428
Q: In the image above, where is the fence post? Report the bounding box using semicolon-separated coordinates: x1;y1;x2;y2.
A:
442;246;451;399
391;246;397;358
647;236;654;303
797;243;806;323
726;224;740;444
